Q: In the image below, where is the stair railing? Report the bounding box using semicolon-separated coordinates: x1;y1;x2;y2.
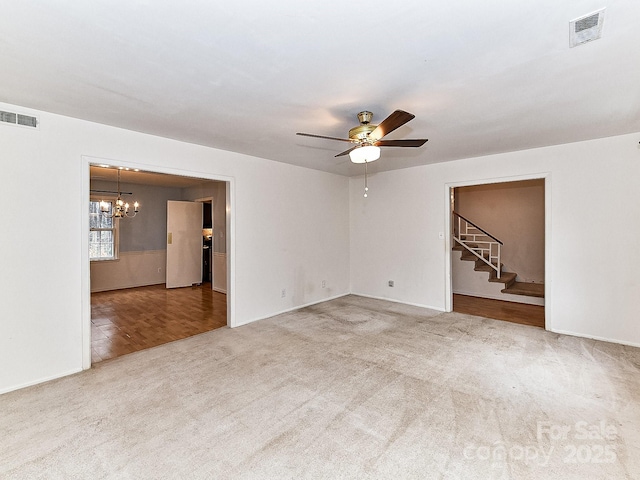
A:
452;211;503;278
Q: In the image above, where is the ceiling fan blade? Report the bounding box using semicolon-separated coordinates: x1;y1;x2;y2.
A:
375;139;428;148
296;132;353;143
369;110;415;140
335;145;358;157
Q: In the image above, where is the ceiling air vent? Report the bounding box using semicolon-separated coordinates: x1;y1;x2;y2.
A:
0;110;38;129
570;9;605;47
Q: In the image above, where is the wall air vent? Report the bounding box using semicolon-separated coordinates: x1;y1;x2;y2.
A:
570;9;605;47
0;110;39;129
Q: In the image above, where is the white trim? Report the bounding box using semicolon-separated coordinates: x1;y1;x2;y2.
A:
445;172;551;189
444;172;551;329
81;160;91;369
232;293;351;328
444;187;453;313
549;328;640;349
452;289;545;306
237;292;640;350
226;181;234;327
544;174;552;331
82;155;236;366
0;368;82;396
350;292;446;313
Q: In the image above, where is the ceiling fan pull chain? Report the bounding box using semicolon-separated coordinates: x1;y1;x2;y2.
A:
364;160;369;198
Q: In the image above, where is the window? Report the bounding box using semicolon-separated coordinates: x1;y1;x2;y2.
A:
89;198;118;261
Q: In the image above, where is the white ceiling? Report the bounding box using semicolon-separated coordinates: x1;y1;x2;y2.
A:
2;1;639;176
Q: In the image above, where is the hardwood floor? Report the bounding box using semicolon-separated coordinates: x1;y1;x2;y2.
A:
91;288;540;363
91;283;227;363
453;294;545;328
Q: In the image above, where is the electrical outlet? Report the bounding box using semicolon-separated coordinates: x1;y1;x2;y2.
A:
388;280;394;287
281;288;286;298
157;267;162;273
321;280;326;288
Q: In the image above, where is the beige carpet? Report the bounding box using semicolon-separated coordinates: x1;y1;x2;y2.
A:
2;295;639;479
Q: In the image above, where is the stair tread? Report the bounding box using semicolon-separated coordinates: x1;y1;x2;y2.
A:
501;282;545;298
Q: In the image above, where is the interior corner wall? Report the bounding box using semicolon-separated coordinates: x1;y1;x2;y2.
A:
349;131;640;347
0;101;350;394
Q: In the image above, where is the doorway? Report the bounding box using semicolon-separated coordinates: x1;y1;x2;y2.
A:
200;199;213;283
84;159;233;366
445;174;550;329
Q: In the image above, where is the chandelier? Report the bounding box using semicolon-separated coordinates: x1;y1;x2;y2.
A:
100;169;139;218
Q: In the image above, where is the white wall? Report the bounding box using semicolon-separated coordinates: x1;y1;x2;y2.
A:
0;102;350;394
3;98;638;394
350;132;640;347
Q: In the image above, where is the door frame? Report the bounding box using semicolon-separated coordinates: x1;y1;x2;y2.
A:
443;172;551;330
195;197;214;289
81;156;235;369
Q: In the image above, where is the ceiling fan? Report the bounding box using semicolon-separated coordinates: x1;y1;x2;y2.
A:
296;109;428;164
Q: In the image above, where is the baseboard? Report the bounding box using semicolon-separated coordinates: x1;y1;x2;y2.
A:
549;328;640;349
232;292;351;328
453;289;545;306
92;281;164;293
349;292;446;312
233;292;446;329
0;367;83;396
212;287;227;294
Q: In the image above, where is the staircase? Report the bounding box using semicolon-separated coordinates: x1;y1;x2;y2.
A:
452;212;544;298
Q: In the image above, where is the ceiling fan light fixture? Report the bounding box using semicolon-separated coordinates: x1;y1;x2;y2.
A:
349;145;380;164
